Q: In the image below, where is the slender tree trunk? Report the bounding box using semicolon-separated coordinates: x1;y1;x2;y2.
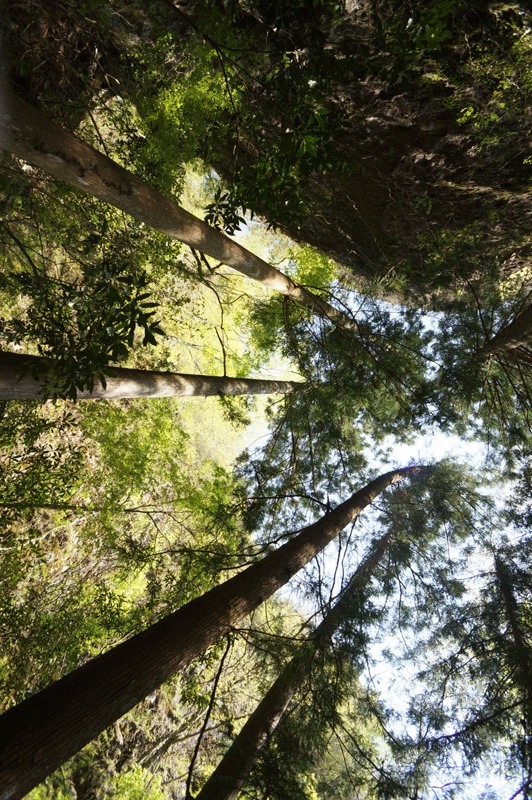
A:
0;351;299;400
0;502;167;514
0;89;355;330
0;466;424;800
196;527;395;800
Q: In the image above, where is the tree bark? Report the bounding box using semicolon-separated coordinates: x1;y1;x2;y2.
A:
0;351;299;400
494;555;532;784
475;306;532;362
196;526;395;800
494;556;532;723
0;89;356;330
0;466;423;800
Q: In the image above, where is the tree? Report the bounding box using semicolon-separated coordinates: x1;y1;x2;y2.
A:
494;555;532;762
208;459;489;800
475;304;532;364
236;297;431;541
0;350;299;400
354;467;532;798
183;1;531;303
0;88;358;331
406;550;532;797
0;466;423;800
418;290;532;454
1;3;531;796
195;524;395;800
4;1;530;307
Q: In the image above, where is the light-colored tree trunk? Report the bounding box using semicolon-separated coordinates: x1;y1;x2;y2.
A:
0;466;423;800
0;89;355;330
196;526;395;800
0;351;299;400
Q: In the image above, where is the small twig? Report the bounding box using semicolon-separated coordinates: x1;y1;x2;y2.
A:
185;635;233;799
86;108;111;157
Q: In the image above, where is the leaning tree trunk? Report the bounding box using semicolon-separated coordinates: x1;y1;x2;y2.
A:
0;89;357;331
196;526;395;800
0;351;299;400
475;305;532;363
0;466;424;800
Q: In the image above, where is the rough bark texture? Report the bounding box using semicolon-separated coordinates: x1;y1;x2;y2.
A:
0;466;421;800
0;89;355;329
196;526;395;800
0;351;299;400
476;306;532;361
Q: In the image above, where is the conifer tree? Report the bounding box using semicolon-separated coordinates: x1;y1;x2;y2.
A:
196;525;395;800
0;466;424;800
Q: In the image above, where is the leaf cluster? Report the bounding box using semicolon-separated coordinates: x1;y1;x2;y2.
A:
2;260;164;399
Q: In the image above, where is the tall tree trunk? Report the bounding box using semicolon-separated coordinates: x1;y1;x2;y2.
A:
196;526;394;800
475;306;532;363
0;351;299;400
0;89;355;330
0;466;424;800
494;557;532;697
494;554;532;781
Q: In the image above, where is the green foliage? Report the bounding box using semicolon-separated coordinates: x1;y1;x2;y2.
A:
238;0;345;29
128;36;237;193
0;385;259;798
245;246;338;359
387;1;532;168
240;293;431;528
413;222;495;299
148;4;352;228
424;291;532;452
243;463;481;800
2;262;164;399
292;245;337;289
108;765;166;800
26;784;71;800
220;99;349;228
2;3;532;798
79;399;190;504
246;296;287;361
0;162;166;398
354;464;528;796
446;18;532;152
408;0;463;53
0;401;82;509
204;187;247;235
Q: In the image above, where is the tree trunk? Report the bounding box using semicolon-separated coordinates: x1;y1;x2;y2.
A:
0;466;423;800
197;4;531;307
475;306;532;362
0;89;356;330
0;502;171;514
494;556;532;722
494;555;532;785
0;351;299;400
196;527;394;800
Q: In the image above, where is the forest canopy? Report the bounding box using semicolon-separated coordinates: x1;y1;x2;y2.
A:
0;1;531;799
